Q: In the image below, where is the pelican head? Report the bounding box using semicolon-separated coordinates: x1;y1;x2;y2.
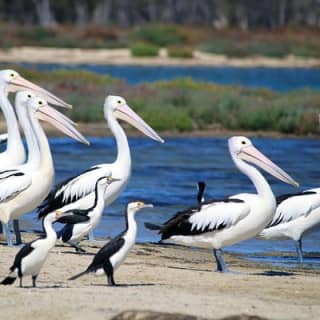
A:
0;69;72;109
15;90;35;107
104;95;164;143
127;201;154;215
229;136;299;187
27;97;89;145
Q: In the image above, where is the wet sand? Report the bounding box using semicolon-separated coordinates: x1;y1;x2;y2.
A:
1;47;320;68
0;232;319;320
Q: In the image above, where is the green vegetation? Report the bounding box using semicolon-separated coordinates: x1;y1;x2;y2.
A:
2;24;320;59
4;68;320;135
167;47;193;58
130;43;159;57
129;25;184;47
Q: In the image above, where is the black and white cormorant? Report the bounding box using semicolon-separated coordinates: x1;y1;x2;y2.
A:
1;210;73;287
56;176;120;253
69;201;153;286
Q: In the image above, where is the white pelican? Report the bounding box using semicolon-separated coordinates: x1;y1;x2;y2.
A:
1;210;74;288
0;96;88;246
69;201;153;286
259;189;320;263
146;136;298;273
0;69;71;168
38;95;164;239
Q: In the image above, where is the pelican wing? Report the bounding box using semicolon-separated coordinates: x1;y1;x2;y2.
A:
267;191;320;228
38;165;110;218
161;199;250;240
0;171;31;202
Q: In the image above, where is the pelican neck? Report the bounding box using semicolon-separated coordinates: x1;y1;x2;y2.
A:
28;108;53;173
16;104;39;166
232;153;274;200
106;109;131;168
0;87;24;162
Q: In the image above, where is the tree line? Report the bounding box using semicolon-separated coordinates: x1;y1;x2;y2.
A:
1;0;320;29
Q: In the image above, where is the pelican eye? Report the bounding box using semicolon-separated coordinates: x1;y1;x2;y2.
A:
241;141;246;145
39;101;43;105
117;100;121;104
10;73;14;77
27;94;32;98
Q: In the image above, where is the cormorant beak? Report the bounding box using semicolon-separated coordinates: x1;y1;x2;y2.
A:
8;75;72;109
142;203;154;209
239;145;299;187
36;104;90;145
114;104;164;143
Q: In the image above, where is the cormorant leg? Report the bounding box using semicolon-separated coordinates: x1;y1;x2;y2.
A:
295;239;304;264
213;248;229;273
103;260;116;286
13;220;22;245
3;222;13;247
88;231;95;241
68;241;86;253
32;275;37;288
19;277;23;288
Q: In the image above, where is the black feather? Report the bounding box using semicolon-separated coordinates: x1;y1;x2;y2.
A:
69;236;125;280
37;167;99;219
144;222;162;230
160;198;244;240
197;181;206;204
58;224;75;242
276;191;317;205
1;276;16;285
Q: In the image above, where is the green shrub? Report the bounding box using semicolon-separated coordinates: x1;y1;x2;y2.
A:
130;43;159;57
130;24;183;47
167;47;193;58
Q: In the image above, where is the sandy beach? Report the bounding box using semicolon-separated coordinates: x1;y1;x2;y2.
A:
0;232;319;320
1;47;320;68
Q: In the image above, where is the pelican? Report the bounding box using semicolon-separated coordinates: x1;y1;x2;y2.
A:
38;95;164;239
259;189;320;263
145;136;298;273
0;96;88;246
0;69;71;168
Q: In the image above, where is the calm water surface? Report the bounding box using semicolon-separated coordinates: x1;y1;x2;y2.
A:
19;136;320;267
10;62;320;91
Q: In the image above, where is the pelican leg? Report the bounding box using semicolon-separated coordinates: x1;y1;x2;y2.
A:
32;275;38;288
0;222;2;234
213;248;229;273
68;241;86;254
3;223;14;247
295;239;304;264
13;220;22;245
88;231;95;241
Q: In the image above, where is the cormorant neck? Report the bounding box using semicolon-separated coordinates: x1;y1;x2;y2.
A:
42;216;57;244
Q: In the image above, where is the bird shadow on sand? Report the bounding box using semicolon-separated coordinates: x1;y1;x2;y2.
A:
57;250;95;256
253;270;295;277
166;265;212;273
90;283;156;288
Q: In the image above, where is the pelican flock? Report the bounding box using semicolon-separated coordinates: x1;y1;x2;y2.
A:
0;67;319;289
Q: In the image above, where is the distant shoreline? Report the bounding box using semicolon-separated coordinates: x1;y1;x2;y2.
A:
15;122;320;139
1;46;320;68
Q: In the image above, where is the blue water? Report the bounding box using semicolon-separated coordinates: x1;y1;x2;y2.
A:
19;136;320;267
7;62;320;92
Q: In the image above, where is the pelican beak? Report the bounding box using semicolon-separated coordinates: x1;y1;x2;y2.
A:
239;145;299;187
36;105;90;145
114;104;164;143
8;75;72;109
